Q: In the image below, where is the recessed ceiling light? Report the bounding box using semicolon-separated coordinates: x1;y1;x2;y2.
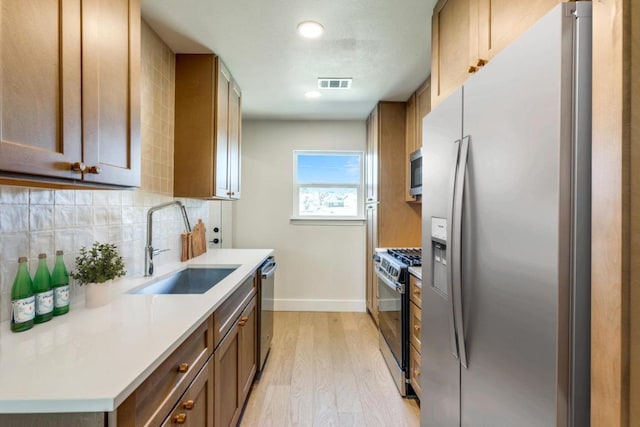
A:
305;90;322;99
297;21;324;38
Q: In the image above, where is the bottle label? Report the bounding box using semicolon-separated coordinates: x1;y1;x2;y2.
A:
54;286;70;308
12;296;35;323
35;290;54;315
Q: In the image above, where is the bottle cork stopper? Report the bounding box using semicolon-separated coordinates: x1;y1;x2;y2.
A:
56;250;64;256
38;253;47;259
18;257;27;263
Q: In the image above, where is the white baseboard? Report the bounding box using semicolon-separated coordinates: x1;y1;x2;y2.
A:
273;298;366;312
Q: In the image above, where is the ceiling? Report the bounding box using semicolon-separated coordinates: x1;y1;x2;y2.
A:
141;0;437;120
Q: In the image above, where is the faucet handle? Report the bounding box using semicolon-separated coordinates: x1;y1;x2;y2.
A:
152;248;171;256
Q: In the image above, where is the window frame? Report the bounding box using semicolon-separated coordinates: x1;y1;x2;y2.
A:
292;150;365;221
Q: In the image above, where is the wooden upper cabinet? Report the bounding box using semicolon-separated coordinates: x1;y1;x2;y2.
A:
431;0;475;107
477;0;561;62
0;0;83;180
404;78;430;202
215;62;231;199
174;54;242;199
432;0;563;107
228;80;241;199
0;0;140;187
82;0;140;186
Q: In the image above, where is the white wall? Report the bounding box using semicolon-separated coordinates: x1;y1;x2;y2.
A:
233;120;366;312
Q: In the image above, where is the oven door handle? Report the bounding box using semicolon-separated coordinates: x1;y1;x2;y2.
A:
375;267;405;294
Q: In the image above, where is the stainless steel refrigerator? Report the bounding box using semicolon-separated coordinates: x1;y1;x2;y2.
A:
420;3;591;426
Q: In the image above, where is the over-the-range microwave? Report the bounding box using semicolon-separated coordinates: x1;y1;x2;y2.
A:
409;148;422;197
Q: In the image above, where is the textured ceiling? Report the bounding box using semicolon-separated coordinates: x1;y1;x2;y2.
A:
141;0;437;120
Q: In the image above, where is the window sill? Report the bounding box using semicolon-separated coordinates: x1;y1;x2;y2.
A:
289;217;366;226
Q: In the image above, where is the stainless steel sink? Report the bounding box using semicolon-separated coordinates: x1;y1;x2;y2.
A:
129;266;238;295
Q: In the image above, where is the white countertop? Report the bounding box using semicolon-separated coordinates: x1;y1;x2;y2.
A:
408;266;422;280
0;249;273;414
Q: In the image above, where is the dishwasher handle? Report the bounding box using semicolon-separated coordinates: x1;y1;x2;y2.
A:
261;258;277;279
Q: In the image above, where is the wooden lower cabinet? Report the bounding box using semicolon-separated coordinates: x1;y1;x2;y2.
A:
215;319;241;427
214;294;258;427
161;359;214;427
409;273;422;401
238;296;257;405
410;344;422;400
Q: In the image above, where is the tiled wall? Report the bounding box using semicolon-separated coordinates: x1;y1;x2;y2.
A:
141;20;175;195
0;20;215;322
0;188;210;321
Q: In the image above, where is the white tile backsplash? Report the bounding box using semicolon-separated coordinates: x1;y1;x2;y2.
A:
54;190;75;206
55;206;76;228
29;205;54;231
0;205;29;232
0;187;29;204
29;189;54;205
0;186;211;322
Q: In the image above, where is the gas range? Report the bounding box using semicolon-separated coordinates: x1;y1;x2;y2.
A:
374;248;422;285
374;247;422;398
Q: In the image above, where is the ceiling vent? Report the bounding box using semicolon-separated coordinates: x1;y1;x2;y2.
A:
317;78;352;90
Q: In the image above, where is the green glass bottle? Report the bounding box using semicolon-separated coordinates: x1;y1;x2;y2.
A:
11;257;35;332
51;250;70;316
32;253;54;324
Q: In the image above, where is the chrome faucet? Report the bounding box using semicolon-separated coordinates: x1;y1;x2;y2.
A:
145;201;192;277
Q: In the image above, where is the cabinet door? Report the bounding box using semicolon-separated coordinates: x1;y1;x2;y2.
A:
238;296;257;405
410;344;422;400
477;0;560;62
416;77;431;147
214;322;240;427
228;80;241;199
161;359;214;427
81;0;140;186
0;0;83;180
365;108;379;203
215;62;231;198
366;205;379;324
404;94;417;202
431;0;475;107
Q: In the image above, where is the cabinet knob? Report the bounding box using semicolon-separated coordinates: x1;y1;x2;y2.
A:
183;399;194;410
476;58;488;67
173;413;187;424
238;315;249;326
70;162;86;173
414;324;421;332
467;65;478;74
415;369;421;377
86;165;101;174
413;289;421;296
178;363;189;373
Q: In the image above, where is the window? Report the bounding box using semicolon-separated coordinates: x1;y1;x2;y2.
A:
293;151;364;220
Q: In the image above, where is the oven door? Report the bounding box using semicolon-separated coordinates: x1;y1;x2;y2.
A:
376;268;404;366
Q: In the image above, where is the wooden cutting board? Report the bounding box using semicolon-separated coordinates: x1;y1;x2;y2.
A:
191;219;207;258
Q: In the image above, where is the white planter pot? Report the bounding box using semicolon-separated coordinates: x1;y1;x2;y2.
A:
85;281;111;308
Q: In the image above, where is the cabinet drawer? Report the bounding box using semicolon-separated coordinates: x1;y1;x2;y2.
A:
214;273;256;348
117;317;213;426
409;274;422;308
410;301;422;352
410;344;422;400
161;358;214;427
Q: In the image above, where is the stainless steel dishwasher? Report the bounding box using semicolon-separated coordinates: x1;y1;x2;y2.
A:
257;256;276;372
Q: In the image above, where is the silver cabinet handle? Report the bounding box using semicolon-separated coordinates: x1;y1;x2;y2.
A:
447;139;462;361
452;135;470;368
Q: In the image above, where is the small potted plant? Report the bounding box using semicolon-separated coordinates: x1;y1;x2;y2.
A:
71;242;126;308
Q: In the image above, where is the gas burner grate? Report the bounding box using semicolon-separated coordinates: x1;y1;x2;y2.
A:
386;248;422;267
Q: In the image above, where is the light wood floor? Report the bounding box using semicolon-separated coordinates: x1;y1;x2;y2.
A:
239;311;420;427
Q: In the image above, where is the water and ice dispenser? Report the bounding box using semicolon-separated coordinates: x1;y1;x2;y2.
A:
431;217;448;296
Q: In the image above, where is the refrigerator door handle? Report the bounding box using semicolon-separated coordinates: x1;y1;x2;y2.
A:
447;139;462;360
453;135;470;368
